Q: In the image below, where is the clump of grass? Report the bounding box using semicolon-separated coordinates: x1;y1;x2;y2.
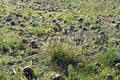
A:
43;41;83;73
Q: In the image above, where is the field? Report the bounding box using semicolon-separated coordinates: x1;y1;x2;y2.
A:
0;0;120;80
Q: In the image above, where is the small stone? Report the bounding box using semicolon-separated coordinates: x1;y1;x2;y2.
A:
10;21;16;26
51;74;65;80
94;62;101;67
77;63;84;68
82;27;87;31
52;20;56;23
106;74;114;80
20;23;26;27
18;31;24;36
111;20;116;23
115;63;120;69
90;25;96;30
22;38;29;44
78;18;84;22
100;31;104;35
64;20;67;23
113;59;120;66
23;66;37;80
16;14;23;17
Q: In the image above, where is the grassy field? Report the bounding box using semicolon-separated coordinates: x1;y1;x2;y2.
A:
0;0;120;80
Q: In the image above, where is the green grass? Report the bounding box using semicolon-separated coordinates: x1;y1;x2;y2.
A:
0;0;120;80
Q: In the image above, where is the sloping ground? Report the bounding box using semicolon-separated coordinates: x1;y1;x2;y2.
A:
0;0;120;80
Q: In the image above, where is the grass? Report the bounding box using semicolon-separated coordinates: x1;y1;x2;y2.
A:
0;0;120;80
